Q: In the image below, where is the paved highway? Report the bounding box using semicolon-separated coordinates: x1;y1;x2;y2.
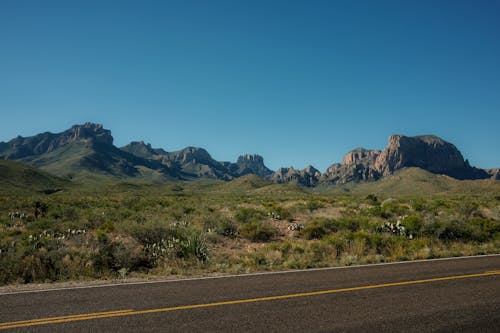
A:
1;254;499;332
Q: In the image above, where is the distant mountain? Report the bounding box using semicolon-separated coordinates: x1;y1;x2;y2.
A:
233;154;273;177
374;135;490;180
270;165;321;187
321;135;494;185
0;123;113;159
121;141;167;159
322;148;381;184
0;122;275;180
121;140;272;180
161;146;233;180
0;123;497;185
0;123;174;179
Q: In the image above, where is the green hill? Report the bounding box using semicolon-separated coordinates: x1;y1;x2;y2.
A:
0;160;69;194
222;174;272;191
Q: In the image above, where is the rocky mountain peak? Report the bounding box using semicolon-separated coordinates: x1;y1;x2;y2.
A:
342;148;381;166
235;154;272;177
269;165;320;187
303;165;320;175
237;154;264;164
67;122;113;145
168;147;214;165
121;141;167;158
0;122;114;160
374;134;467;176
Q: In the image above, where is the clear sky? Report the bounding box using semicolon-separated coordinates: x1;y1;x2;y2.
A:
1;0;499;171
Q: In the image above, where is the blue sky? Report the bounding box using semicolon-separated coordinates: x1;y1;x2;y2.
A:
1;0;499;171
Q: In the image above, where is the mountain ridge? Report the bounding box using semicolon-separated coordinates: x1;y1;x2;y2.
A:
0;122;497;186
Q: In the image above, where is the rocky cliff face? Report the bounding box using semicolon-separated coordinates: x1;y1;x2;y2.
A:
0;123;113;160
122;145;274;180
270;165;321;187
487;169;500;180
121;141;167;159
320;135;495;185
342;148;381;166
68;123;113;146
373;135;491;180
234;154;273;177
159;147;233;179
375;135;466;176
322;162;380;184
322;148;381;184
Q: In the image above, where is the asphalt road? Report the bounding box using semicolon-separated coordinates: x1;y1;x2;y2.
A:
1;254;499;332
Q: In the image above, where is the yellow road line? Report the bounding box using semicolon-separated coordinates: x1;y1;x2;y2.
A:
0;310;134;330
1;270;498;330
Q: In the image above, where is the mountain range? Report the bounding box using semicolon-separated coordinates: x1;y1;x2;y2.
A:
0;122;498;186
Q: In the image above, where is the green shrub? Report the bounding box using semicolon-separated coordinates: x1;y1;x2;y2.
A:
204;216;238;237
0;249;21;284
306;200;324;212
421;219;440;238
267;206;292;221
235;208;264;223
365;194;379;204
33;201;48;218
216;219;239;237
469;218;500;240
324;234;348;255
240;221;277;242
128;221;209;262
412;199;427;212
435;218;500;242
178;231;209;261
335;218;361;232
383;204;408;218
300;218;359;240
300;219;330;239
129;221;181;245
402;214;423;236
438;220;472;241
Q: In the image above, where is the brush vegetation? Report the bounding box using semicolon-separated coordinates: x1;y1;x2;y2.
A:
1;169;499;285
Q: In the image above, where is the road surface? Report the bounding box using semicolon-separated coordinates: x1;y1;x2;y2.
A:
1;254;499;332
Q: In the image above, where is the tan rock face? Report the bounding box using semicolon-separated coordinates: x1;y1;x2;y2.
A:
322;148;381;184
374;135;467;177
487;169;500;180
320;134;495;185
342;148;381;166
64;123;113;146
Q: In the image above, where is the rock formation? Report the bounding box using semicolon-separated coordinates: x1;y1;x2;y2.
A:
322;148;381;184
234;154;273;177
1;123;497;184
121;141;167;159
373;135;490;180
487;168;500;180
270;165;321;187
320;135;495;185
0;122;113;160
342;148;381;166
